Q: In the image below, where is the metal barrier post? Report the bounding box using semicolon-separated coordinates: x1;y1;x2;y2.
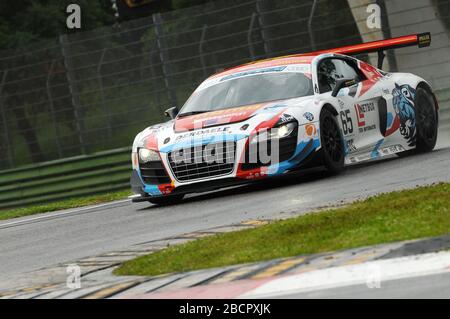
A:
59;34;87;154
46;61;63;158
256;0;271;58
308;0;318;51
97;48;112;139
247;12;257;61
0;70;13;168
153;13;178;108
199;24;208;78
148;41;163;113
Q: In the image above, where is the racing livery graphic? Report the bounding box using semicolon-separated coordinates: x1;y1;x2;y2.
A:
392;83;417;146
130;33;439;205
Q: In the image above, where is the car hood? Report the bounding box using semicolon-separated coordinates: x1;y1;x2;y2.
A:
134;95;316;152
174;97;312;133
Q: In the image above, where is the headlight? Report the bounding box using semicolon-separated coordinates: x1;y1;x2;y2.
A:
273;122;297;139
250;122;297;144
138;148;160;163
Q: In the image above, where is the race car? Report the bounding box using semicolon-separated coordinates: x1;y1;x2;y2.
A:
131;33;438;205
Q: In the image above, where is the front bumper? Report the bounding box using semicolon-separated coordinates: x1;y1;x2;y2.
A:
130;174;253;202
130;136;320;201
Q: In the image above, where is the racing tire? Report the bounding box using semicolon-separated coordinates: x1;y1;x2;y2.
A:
148;194;184;206
397;87;438;157
415;87;438;152
320;108;345;174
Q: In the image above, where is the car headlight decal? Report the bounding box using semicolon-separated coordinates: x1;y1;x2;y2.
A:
273;122;297;139
250;121;298;144
138;148;160;163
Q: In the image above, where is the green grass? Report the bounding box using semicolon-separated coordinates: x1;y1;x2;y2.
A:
0;189;132;221
115;183;450;276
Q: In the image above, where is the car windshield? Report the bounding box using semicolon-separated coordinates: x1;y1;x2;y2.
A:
179;72;313;115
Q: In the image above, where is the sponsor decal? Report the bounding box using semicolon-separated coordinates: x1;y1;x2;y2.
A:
360;124;377;133
175;126;232;140
379;144;405;156
303;112;314;121
305;124;317;137
158;183;175;195
221;66;287;81
285;64;311;73
238;166;269;180
265;104;288;110
354;102;377;133
212;57;315;79
349;144;404;163
357;102;375;113
354;102;375;127
418;33;431;47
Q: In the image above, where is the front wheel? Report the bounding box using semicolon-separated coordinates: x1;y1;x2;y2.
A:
320;108;345;174
148;194;184;206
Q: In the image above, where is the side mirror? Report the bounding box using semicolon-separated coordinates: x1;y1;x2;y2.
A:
164;106;179;119
331;78;357;97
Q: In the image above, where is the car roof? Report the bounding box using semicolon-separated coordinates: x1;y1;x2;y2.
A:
210;54;318;79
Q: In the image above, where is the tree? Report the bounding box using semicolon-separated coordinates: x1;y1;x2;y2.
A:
0;0;114;50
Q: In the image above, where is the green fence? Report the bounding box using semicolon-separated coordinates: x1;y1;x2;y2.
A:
0;147;131;209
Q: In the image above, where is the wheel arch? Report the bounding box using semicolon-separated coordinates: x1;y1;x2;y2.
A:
320;102;339;117
317;102;345;173
417;81;439;112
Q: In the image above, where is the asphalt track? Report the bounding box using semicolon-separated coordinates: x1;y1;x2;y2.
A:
0;133;449;287
280;272;450;299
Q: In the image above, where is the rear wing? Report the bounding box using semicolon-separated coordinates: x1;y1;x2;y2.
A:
306;33;431;69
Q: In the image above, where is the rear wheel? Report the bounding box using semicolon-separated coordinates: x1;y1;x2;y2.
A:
415;87;438;152
397;87;437;157
320;108;345;174
148;194;184;206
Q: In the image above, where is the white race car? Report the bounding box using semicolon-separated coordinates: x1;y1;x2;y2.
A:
131;33;438;205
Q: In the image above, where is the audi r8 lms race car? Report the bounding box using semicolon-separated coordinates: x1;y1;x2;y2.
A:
130;33;438;205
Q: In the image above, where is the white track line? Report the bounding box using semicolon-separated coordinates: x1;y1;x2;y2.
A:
0;199;130;229
241;251;450;298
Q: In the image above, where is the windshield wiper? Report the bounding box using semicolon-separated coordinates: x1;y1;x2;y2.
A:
177;110;211;117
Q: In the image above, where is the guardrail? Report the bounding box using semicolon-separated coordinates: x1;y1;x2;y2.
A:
0;147;131;209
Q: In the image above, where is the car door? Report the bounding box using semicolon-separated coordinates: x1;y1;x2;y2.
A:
317;57;383;157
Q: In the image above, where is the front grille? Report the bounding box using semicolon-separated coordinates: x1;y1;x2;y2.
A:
168;142;236;182
139;160;171;184
241;133;298;170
